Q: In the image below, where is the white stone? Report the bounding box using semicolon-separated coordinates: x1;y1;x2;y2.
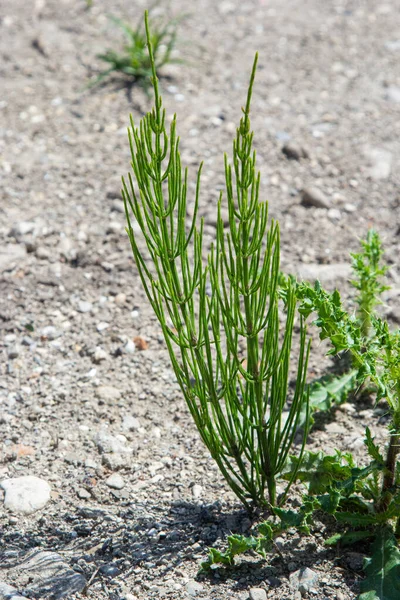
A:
122;415;141;431
78;300;93;313
192;484;202;499
93;347;108;363
105;473;125;489
249;588;267;600
95;430;132;454
0;476;51;515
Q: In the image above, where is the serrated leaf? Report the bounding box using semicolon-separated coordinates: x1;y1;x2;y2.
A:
298;369;358;429
274;497;319;535
325;530;373;547
335;512;378;527
282;451;353;494
365;427;385;465
359;527;400;600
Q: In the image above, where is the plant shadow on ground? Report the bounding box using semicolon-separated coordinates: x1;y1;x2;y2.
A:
0;499;360;596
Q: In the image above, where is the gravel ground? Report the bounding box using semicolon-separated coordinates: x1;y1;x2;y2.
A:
1;0;400;598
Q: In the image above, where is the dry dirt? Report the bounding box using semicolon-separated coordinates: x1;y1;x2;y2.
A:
1;0;400;599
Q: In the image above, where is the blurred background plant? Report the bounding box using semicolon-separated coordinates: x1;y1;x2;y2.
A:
88;11;184;92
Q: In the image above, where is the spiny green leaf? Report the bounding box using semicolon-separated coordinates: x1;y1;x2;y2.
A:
298;369;358;428
335;511;378;527
359;527;400;600
325;530;373;547
282;451;353;494
365;427;385;465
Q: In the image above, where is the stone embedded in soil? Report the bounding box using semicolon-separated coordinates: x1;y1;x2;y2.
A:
301;186;331;209
0;244;26;273
0;581;28;599
105;473;125;490
192;484;202;499
41;325;61;340
7;346;20;359
93;347;108;363
78;300;92;313
99;563;120;578
122;415;141;431
385;86;400;102
95;386;121;402
249;588;267;600
102;453;126;470
282;142;309;160
0;476;51;515
1;550;86;599
290;567;319;596
364;147;392;180
95;430;132;454
9;221;36;237
185;580;204;597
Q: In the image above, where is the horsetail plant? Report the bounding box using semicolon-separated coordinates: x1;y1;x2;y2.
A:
123;11;311;509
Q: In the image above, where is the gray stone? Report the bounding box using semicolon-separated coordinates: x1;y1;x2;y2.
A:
78;300;93;313
7;346;20;359
0;581;27;599
35;246;50;260
192;484;202;499
385;86;400;103
41;326;61;340
105;473;125;490
249;588;267;600
99;563;120;578
95;430;132;454
93;347;108;363
301;187;331;209
77;488;91;500
122;415;141;431
290;567;319;596
102;453;126;470
0;245;26;273
59;237;77;261
364;147;392;180
185;580;204;597
9;221;35;237
1;550;86;599
282;142;309;160
0;476;51;515
95;386;121;402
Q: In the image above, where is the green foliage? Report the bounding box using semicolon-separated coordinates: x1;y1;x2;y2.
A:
351;230;389;338
359;527;400;600
123;12;310;508
298;369;358;429
200;528;274;572
91;13;182;90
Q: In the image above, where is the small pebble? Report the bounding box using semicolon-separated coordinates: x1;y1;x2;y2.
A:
249;588;267;600
282;142;308;160
105;473;125;490
185;580;204;597
7;346;20;359
78;300;93;313
301;187;331;209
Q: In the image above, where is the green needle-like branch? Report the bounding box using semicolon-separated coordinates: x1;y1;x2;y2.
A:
123;13;311;508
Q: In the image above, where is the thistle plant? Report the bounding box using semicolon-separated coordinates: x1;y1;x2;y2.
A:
350;229;389;339
123;12;311;509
